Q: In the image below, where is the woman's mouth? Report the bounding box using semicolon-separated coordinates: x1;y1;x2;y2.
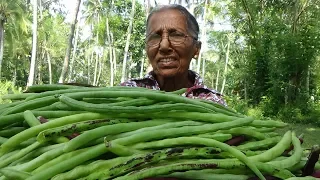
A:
158;58;177;68
159;58;176;63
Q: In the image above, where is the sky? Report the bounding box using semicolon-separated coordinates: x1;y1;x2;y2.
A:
60;0;232;44
61;0;231;30
61;0;170;22
61;0;170;16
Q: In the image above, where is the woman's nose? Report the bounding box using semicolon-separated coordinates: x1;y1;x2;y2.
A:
159;36;173;53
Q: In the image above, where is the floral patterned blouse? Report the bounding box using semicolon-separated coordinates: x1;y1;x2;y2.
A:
120;70;227;106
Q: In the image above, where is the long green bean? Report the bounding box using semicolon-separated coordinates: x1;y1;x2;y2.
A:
37;119;131;143
0;137;7;144
267;132;303;169
32;147;90;174
109;136;264;179
10;144;65;172
196;133;232;142
25;144;107;180
85;147;223;180
218;127;266;140
109;120;204;140
236;136;282;150
0;111;83;128
0;142;42;168
167;172;249;180
59;95;213;113
62;90;225;112
51;157;132;180
148;112;238;123
0;168;32;180
0;127;26;137
1;93;36;101
26;86;153;100
111;160;248;180
106;141;143;156
63;119;171;152
0;96;58;116
23;110;40;127
250;131;292;162
113;117;253;146
0;112;108;154
250;119;287;128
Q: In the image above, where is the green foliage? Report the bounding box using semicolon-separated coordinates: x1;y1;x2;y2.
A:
80;0;146;85
225;95;268;120
0;81;21;104
224;0;320;121
0;0;30;80
37;12;69;84
0;0;320;126
276;103;320;127
247;107;265;120
223;95;249;115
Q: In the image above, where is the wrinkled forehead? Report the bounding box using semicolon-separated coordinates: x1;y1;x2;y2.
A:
146;9;188;34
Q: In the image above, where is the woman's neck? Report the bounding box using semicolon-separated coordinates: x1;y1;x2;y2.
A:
155;71;194;92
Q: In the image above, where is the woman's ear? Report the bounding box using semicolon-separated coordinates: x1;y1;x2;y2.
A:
194;41;202;59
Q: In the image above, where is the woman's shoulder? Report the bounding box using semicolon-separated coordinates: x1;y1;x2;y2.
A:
186;70;227;106
120;72;160;90
183;85;227;106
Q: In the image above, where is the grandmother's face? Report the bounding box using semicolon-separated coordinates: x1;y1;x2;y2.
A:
146;9;200;78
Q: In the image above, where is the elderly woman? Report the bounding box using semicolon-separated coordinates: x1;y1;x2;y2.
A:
121;4;226;106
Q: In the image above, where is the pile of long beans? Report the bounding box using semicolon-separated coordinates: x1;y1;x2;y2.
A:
0;84;319;180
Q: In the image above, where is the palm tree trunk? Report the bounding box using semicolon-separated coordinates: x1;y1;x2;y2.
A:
196;0;208;74
27;0;38;87
13;57;17;86
220;35;230;95
201;57;206;81
121;0;136;82
306;65;310;97
39;0;43;19
140;54;145;78
189;0;197;71
215;69;220;91
93;53;99;86
38;50;45;84
211;72;214;88
244;78;247;101
106;17;114;86
128;53;133;79
0;21;4;79
112;46;117;79
140;0;150;78
59;0;81;83
87;52;90;84
68;19;80;83
46;51;52;84
96;52;103;86
88;49;94;84
93;14;100;86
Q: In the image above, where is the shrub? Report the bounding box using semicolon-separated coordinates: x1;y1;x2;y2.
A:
224;95;249;115
247;107;265;120
0;81;21;104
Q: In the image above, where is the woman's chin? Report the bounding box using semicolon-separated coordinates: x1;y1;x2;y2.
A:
157;69;179;78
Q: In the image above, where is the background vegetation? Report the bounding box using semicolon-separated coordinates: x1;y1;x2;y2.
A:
1;0;320;126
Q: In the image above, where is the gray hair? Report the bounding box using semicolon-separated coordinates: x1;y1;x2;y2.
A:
146;4;200;40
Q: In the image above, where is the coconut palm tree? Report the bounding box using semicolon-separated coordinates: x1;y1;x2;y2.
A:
0;0;28;79
58;0;82;83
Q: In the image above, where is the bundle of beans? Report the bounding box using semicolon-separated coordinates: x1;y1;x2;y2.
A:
0;84;319;180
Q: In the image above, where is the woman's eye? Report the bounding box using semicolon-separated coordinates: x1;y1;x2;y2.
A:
149;34;161;40
170;32;185;37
